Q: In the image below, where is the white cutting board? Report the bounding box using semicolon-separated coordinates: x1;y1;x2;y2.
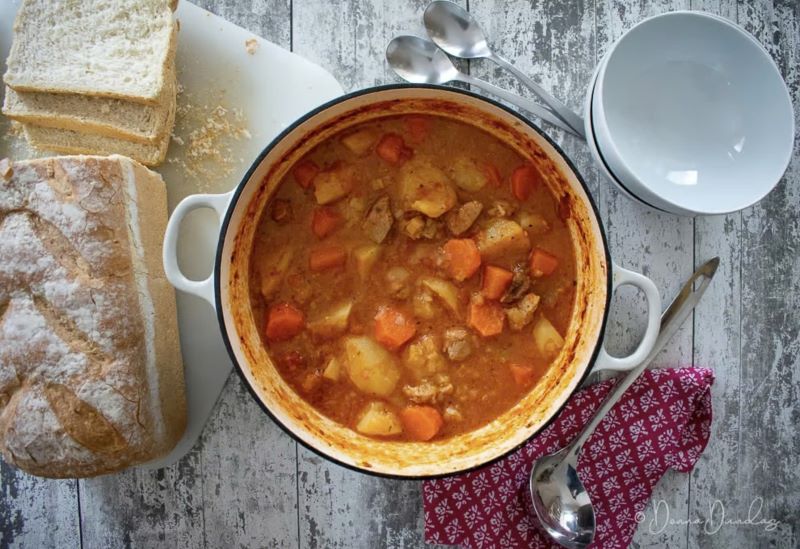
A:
0;1;344;469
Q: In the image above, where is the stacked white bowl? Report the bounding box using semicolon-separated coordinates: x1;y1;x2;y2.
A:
583;11;794;216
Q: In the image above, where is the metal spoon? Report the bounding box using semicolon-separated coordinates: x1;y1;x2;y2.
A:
423;0;586;139
530;257;720;548
385;35;581;137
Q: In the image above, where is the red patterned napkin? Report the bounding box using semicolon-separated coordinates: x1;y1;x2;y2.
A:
424;367;714;548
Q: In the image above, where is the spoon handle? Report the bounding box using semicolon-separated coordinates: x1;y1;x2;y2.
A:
490;53;586;140
566;257;720;457
456;73;582;137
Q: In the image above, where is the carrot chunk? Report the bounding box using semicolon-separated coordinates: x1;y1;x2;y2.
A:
311;206;341;239
510;164;541;201
467;298;505;337
293;159;320;189
405;116;431;143
374;306;416;350
529;248;559;277
509;363;537;387
443;238;482;282
400;405;443;441
376;133;412;165
309;244;347;272
265;303;305;342
481;265;514;300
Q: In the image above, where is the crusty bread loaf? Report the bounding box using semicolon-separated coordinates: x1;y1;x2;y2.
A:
4;0;177;104
22;92;176;166
0;155;186;478
3;69;177;144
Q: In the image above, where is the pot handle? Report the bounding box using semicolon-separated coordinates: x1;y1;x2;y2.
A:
162;191;233;310
592;263;661;372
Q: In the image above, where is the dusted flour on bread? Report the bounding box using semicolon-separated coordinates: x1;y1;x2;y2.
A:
0;155;185;477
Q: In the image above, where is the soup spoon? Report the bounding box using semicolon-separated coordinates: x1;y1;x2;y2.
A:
386;35;581;137
423;0;586;139
530;257;719;548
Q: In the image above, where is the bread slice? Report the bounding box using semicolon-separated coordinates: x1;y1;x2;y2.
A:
0;155;186;478
4;0;177;104
3;68;177;144
22;92;176;166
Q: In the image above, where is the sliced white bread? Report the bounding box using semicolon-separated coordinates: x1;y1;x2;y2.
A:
24;116;174;167
3;75;176;144
4;0;177;105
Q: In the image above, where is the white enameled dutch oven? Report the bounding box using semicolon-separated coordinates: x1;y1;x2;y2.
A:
162;85;661;478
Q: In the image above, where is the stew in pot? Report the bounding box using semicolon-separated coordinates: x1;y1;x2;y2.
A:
250;114;576;442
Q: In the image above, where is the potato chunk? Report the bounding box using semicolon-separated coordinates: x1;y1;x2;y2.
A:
260;249;294;300
517;210;551;235
413;289;437;320
356;402;403;436
533;316;564;358
450;157;488;192
399;160;457;218
308;301;353;338
354;244;381;279
341;128;379;156
314;166;353;204
477;219;531;259
419;277;460;314
344;337;401;396
322;356;342;381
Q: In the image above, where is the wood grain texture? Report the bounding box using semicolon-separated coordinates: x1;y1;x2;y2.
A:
0;463;79;548
199;377;299;548
736;1;800;547
78;448;205;548
2;1;799;548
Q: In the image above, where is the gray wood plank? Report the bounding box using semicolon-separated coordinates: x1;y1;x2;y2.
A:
291;2;447;546
79;448;205;549
594;2;695;548
199;377;299;548
735;1;800;546
686;0;744;546
0;463;80;549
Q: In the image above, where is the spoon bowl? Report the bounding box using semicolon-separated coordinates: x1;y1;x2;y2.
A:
529;449;595;548
385;35;459;85
424;0;492;59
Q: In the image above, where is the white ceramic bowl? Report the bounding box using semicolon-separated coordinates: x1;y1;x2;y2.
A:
583;52;665;210
589;11;794;216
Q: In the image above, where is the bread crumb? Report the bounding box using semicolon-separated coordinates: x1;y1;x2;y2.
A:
0;158;12;179
245;38;259;55
168;87;251;189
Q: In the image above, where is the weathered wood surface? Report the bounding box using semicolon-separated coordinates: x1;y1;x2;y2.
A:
1;0;798;548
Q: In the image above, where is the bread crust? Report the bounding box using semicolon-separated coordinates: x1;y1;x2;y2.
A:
0;155;186;478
